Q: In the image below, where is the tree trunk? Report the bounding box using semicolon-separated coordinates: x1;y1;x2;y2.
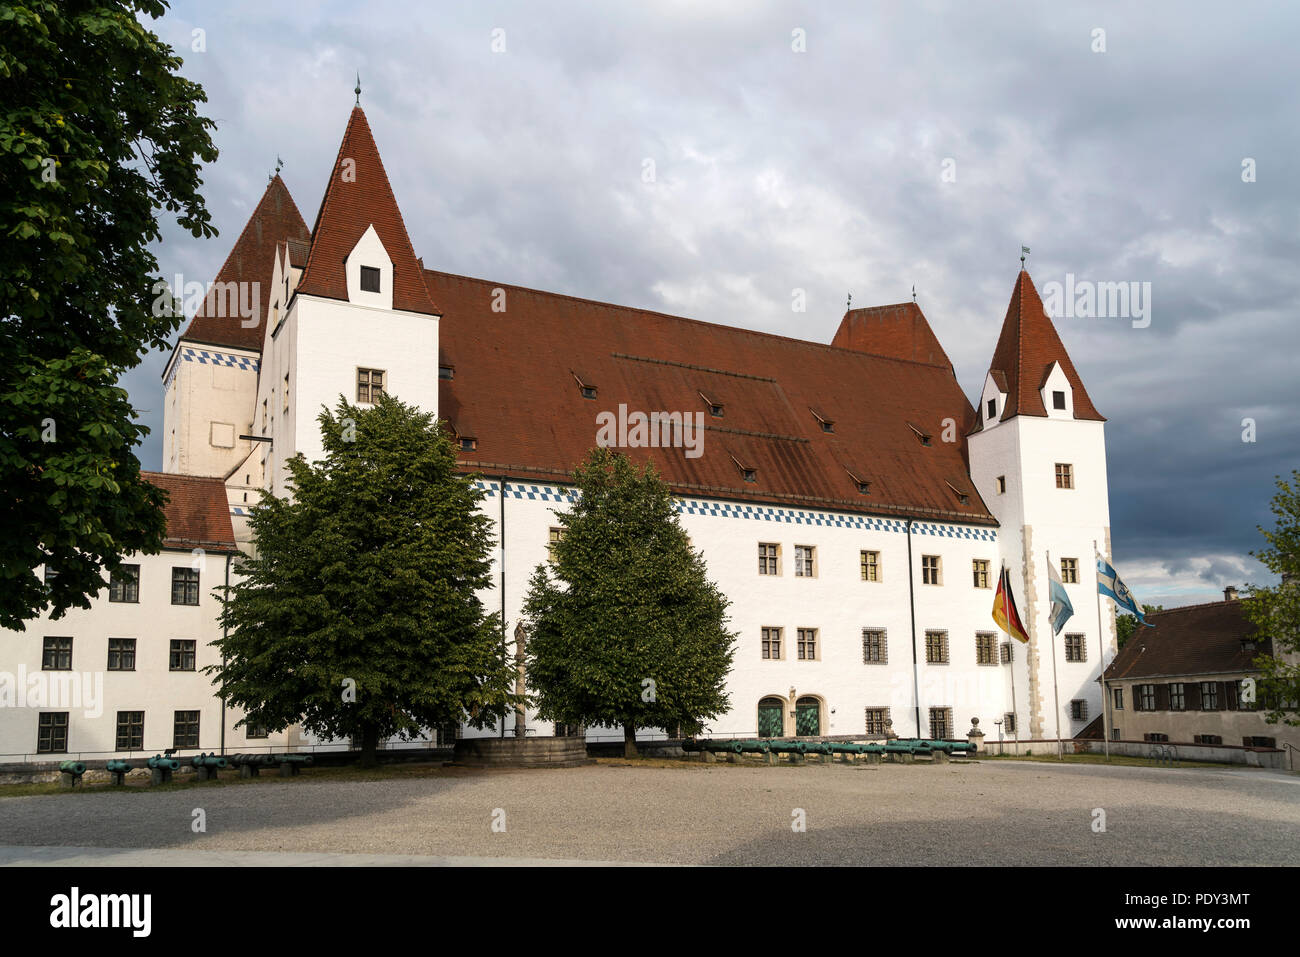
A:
360;723;381;768
623;723;638;759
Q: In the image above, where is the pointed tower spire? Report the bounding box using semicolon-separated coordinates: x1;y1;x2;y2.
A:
984;270;1104;422
181;174;310;351
296;107;439;315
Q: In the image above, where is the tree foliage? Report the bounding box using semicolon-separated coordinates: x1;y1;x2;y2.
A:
0;1;217;627
211;396;516;765
1244;470;1300;727
523;447;736;755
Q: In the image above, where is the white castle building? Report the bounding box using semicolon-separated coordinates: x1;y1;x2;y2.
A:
1;105;1119;761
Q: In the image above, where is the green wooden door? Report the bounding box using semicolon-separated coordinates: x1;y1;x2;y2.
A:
757;699;784;737
795;697;820;736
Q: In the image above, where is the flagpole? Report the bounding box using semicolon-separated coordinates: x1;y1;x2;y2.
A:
1003;565;1019;751
1094;541;1111;762
1047;550;1063;760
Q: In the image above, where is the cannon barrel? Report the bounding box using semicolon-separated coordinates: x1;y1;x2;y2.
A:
191;753;228;768
58;760;86;775
274;753;313;764
105;759;133;772
147;755;181;771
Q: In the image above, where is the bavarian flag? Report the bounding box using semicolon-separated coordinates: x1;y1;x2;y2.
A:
992;566;1029;643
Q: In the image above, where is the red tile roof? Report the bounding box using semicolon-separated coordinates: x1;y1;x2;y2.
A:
296;107;438;316
831;302;955;371
140;472;238;552
180;175;310;352
1104;599;1267;681
430;270;991;523
977;270;1104;426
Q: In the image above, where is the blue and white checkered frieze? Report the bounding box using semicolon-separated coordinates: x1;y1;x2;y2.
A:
472;480;996;541
182;347;260;372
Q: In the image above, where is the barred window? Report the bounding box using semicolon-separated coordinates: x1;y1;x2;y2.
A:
1144;732;1168;742
109;564;140;603
115;711;144;751
1000;641;1013;664
860;550;880;582
862;629;887;664
864;707;890;736
761;626;782;660
42;636;72;671
1060;558;1079;584
1070;699;1088;721
171;567;200;605
796;628;818;661
1194;734;1222;745
38;712;69;753
107;638;136;672
173;711;200;750
1064;633;1086;662
929;707;953;739
921;555;942;585
972;559;991;589
357;367;385;403
975;632;998;665
1003;712;1017;734
169;639;197;672
925;630;948;664
794;545;815;577
758;543;780;576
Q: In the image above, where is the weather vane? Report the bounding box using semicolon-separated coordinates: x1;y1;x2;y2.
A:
912;284;917;303
846;292;852;311
1021;244;1030;267
355;73;362;106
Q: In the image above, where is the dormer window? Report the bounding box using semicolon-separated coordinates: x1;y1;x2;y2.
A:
730;453;757;484
572;371;597;400
1052;390;1066;410
844;466;870;495
945;481;970;506
811;408;834;433
360;266;381;293
907;423;932;447
986;398;996;420
460;437;477;452
439;365;455;380
699;391;724;418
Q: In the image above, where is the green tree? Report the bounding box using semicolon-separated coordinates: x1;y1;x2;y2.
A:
0;0;217;629
523;447;736;757
1244;470;1300;727
210;396;516;766
1116;604;1163;649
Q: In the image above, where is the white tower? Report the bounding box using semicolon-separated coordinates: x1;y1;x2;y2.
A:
968;271;1116;743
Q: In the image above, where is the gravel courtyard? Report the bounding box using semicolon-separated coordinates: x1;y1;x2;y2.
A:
2;759;1297;866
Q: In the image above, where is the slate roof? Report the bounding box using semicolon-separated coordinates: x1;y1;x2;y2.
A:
140;472;239;552
1104;599;1268;681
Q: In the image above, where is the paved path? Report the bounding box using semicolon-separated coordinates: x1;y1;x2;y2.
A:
2;760;1296;866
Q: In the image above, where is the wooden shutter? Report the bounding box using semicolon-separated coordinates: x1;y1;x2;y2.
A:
1155;684;1170;711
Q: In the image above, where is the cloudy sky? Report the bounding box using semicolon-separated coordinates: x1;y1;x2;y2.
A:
129;1;1299;608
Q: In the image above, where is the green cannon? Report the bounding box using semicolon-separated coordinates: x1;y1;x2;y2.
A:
274;753;314;777
58;760;86;788
147;754;180;785
105;759;133;786
229;753;276;777
192;752;228;781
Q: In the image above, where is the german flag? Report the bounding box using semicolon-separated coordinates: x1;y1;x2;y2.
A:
992;566;1029;643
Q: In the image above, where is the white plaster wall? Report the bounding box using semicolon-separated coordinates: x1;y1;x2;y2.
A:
161;344;259;478
0;550;288;761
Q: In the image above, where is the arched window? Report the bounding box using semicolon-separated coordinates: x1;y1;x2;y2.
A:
795;696;821;736
757;697;784;738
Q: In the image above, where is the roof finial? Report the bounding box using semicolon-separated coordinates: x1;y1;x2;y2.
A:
1020;244;1030;268
912;284;916;303
355;72;362;106
846;292;852;312
274;155;283;175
